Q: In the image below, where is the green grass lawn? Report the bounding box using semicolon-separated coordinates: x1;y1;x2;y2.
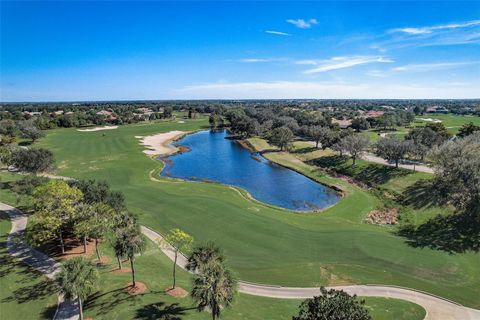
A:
76;235;425;320
0;211;58;319
21;119;480;308
414;114;480;133
0;180;426;319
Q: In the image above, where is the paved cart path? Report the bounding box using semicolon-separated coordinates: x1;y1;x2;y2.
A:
1;202;79;320
143;225;480;320
3;200;480;320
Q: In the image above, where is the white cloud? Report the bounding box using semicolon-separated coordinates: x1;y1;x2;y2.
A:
238;58;270;63
265;30;291;36
392;61;479;72
391;20;480;35
302;56;393;74
175;81;480;99
366;70;388;78
286;18;318;29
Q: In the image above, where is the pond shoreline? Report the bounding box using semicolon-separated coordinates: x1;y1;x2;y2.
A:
158;130;341;212
238;138;346;196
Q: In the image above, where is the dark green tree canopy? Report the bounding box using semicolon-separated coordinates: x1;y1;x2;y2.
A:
11;148;54;173
292;287;371;320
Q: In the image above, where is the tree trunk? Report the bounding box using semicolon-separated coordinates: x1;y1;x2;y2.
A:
58;230;65;254
173;251;177;289
130;258;136;287
315;140;319;148
83;236;87;254
352;155;356;166
395;159;399;168
78;297;83;320
117;256;122;270
95;238;100;260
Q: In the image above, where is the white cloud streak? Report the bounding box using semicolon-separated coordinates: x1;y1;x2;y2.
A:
176;81;480;99
301;56;393;74
286;19;318;29
392;61;479;72
238;58;270;63
391;20;480;35
265;30;291;36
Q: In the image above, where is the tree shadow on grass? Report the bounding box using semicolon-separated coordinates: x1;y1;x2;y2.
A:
1;278;56;304
292;146;318;154
308;155;411;186
135;302;192;320
308;155;347;168
400;179;448;209
396;211;480;254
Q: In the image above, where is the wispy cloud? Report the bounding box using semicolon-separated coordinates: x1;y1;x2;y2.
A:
392;61;479;72
265;30;291;36
366;70;388;78
176;81;480;99
286;19;318;29
391;20;480;35
238;58;270;63
301;56;393;74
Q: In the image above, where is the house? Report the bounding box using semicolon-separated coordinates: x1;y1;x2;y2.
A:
366;110;384;118
136;107;154;114
23;111;42;116
96;110;117;122
331;118;352;129
426;106;448;114
96;110;113;116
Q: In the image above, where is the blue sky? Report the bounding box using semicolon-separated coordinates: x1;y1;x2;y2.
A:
1;1;479;101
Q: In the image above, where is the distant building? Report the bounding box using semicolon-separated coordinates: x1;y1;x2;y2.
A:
23;111;42;116
136;107;153;114
96;110;117;122
366;110;384;118
96;110;113;116
426;106;448;114
331;118;352;129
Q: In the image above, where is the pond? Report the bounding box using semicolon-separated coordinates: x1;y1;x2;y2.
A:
160;130;341;211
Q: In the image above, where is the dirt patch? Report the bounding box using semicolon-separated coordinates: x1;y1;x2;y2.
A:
110;267;131;274
366;208;399;225
39;237;95;261
96;256;111;265
125;282;147;295
165;286;188;298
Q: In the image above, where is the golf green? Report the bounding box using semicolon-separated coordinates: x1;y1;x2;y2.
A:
34;118;479;308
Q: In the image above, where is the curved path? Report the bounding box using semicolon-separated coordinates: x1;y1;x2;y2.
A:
142;225;480;320
3;197;479;320
1;202;79;320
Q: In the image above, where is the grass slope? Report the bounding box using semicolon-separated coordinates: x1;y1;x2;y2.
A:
0;178;425;320
28;119;480;308
0;211;57;319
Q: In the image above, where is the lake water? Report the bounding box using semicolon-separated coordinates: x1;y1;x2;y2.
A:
160;130;341;211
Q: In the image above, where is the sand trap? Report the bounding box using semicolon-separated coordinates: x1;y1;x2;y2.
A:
177;121;185;123
419;118;442;123
138;130;187;156
77;126;118;132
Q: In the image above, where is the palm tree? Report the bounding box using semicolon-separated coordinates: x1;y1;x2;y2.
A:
111;228;128;269
163;228;193;289
186;241;224;273
117;223;146;287
55;257;99;320
191;262;237;320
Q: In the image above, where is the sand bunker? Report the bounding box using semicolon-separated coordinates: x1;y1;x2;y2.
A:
138;130;187;156
77;126;118;132
419;118;442;123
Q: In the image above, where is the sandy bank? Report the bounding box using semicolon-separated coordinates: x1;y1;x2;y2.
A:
138;130;188;156
77;126;118;132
